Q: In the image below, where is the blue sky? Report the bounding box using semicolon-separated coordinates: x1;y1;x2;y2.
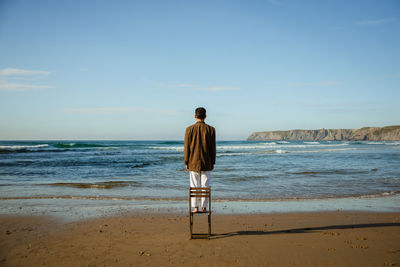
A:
0;0;399;140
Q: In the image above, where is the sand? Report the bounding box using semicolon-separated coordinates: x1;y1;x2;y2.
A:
1;211;400;266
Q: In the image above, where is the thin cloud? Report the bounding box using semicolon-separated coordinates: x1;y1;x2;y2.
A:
61;107;135;114
283;81;343;87
79;68;89;72
0;82;55;91
202;86;240;92
178;83;196;88
60;106;185;116
0;68;50;76
177;84;240;92
156;82;241;92
357;18;396;26
0;67;53;91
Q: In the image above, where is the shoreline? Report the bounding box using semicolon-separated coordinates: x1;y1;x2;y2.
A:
1;189;399;201
1;194;399;222
1;211;399;266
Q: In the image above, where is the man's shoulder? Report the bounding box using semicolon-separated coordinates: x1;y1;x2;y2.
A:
205;123;215;131
186;123;196;131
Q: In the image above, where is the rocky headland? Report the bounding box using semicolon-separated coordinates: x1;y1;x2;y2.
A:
247;125;400;141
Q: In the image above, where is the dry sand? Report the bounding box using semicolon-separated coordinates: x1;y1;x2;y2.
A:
1;211;400;266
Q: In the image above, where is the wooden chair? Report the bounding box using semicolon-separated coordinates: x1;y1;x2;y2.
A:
189;187;211;239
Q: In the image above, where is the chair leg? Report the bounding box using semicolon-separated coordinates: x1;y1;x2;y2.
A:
189;187;192;239
189;214;193;239
208;214;211;238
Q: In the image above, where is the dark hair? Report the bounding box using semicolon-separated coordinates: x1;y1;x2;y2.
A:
195;107;206;119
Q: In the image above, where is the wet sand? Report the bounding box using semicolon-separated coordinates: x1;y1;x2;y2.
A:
1;212;400;266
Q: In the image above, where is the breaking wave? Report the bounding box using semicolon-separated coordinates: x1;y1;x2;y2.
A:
0;144;49;154
52;143;107;148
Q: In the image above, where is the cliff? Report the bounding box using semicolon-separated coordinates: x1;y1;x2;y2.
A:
247;126;400;141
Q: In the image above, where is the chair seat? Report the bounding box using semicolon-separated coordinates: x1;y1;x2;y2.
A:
190;210;211;214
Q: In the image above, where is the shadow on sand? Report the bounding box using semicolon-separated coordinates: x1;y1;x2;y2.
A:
211;222;400;240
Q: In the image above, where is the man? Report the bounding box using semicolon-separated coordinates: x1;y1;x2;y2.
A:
184;107;216;213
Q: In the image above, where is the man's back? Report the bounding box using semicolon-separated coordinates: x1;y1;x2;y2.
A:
184;121;216;172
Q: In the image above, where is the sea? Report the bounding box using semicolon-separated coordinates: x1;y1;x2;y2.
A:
1;140;399;219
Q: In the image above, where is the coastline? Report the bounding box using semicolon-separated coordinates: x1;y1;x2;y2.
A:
1;193;399;221
1;211;399;266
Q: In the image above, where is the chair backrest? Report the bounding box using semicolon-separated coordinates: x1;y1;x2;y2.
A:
189;187;211;198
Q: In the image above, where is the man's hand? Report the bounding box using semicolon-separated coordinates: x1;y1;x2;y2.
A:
210;165;214;171
185;165;189;171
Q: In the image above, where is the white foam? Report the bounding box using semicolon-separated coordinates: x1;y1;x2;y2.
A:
263;142;277;145
304;141;320;144
65;143;76;146
218;145;274;150
152;146;184;151
296;148;356;153
0;144;49;150
385;142;400;146
367;142;384;145
152;142;350;152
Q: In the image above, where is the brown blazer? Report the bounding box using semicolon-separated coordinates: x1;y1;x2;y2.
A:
184;121;216;172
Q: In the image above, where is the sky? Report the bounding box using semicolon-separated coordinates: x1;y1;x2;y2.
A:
0;0;399;140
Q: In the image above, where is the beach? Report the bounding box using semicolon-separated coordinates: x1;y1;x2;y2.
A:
1;211;400;266
1;140;400;266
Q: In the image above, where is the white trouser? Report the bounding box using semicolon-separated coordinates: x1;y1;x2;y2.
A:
189;171;211;209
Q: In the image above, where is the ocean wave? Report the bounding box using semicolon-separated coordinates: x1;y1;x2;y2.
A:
52;143;107;148
385;142;400;146
131;163;150;168
363;141;400;146
219;143;349;150
359;191;400;198
46;181;141;189
151;142;350;152
228;175;269;182
292;168;374;175
0;144;50;154
151;146;183;151
158;141;183;145
217;150;288;157
304;141;320;144
0;144;48;150
217;152;248;157
296;148;356;153
263;142;277;145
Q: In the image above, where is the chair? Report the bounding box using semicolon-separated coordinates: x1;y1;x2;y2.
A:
189;187;211;239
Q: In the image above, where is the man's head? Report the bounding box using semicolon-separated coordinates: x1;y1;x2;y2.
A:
195;107;206;120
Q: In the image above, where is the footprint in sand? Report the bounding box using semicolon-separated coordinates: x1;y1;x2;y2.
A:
321;231;340;236
385;249;400;254
383;262;396;266
356;236;367;241
350;245;369;249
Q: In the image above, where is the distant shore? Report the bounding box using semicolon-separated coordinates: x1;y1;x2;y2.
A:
248;125;400;141
1;211;399;266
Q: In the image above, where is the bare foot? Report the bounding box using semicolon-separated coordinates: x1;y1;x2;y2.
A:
201;208;207;212
192;207;199;213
